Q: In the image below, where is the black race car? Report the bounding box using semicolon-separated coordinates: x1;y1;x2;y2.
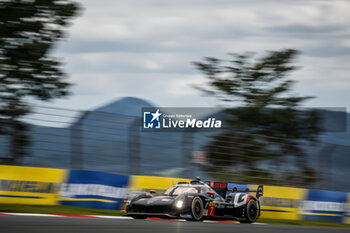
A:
122;178;263;223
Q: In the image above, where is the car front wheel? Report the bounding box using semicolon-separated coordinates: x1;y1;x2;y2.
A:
189;196;204;221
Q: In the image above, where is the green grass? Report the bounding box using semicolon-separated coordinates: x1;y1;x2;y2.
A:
0;204;123;216
0;204;349;228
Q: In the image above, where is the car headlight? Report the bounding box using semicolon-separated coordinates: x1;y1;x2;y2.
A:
175;200;184;209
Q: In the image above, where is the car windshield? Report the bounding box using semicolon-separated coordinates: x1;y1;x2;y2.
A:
164;186;198;196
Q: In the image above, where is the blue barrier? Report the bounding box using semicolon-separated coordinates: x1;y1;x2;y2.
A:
302;189;347;223
60;170;129;210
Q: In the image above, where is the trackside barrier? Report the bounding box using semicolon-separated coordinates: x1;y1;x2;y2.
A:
129;175;191;192
59;170;129;210
302;189;347;223
249;185;306;220
0;165;66;205
0;165;349;223
249;184;349;223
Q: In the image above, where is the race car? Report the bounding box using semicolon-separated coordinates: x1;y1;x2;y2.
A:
122;178;263;223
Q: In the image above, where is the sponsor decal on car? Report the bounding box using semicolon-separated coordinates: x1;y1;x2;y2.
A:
208;202;215;216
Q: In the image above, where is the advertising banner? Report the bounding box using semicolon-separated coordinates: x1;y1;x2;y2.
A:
0;165;65;205
1;165;349;224
60;170;129;210
252;185;306;220
301;189;347;223
346;193;350;224
129;175;191;191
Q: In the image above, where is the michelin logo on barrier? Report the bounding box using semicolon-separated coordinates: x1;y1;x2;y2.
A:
302;200;346;212
260;197;300;208
60;170;129;210
60;183;126;199
260;197;347;213
142;108;222;130
0;180;59;193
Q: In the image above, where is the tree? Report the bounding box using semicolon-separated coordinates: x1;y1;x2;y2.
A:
193;49;320;185
0;0;80;163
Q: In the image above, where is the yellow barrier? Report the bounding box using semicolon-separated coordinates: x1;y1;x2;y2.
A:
250;184;306;220
129;175;191;191
0;166;348;224
0;165;66;205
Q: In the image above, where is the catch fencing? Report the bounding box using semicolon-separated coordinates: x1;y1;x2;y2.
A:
1;104;348;191
0;165;349;223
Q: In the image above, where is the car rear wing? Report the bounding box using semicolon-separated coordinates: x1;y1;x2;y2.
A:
229;185;263;198
206;181;263;199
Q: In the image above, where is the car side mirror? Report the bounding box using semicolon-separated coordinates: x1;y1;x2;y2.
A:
207;191;214;196
149;189;156;194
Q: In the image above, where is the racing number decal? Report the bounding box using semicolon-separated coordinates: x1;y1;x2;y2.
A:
234;194;248;207
208;202;215;216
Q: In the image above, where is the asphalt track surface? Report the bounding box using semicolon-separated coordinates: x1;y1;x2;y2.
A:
1;215;350;233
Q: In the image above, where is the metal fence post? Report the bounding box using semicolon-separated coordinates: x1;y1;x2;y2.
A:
70;111;90;170
181;130;194;178
128;117;141;175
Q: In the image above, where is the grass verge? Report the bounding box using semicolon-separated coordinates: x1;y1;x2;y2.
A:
0;204;123;216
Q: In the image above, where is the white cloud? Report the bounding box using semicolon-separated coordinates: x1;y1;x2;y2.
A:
142;60;162;71
49;0;350;111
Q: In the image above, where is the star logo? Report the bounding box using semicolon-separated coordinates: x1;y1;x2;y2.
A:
143;109;162;129
151;109;162;122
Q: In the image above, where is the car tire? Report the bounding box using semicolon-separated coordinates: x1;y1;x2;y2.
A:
189;196;204;221
239;199;258;223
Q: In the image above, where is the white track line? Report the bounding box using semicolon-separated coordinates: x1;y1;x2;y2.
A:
1;213;62;217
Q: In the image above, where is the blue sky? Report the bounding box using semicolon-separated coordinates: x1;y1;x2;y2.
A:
35;0;350;113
